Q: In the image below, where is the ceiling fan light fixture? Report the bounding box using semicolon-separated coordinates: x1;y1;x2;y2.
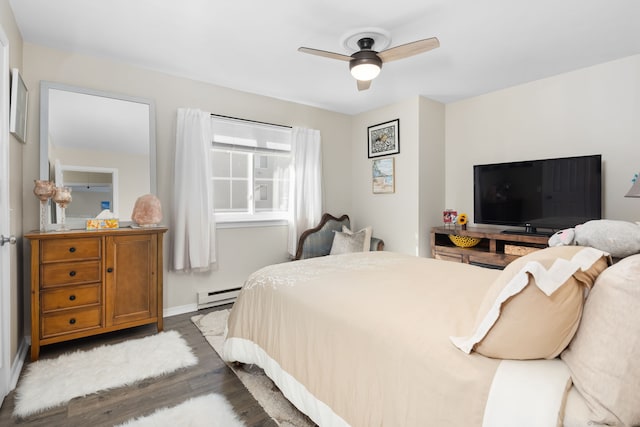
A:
350;63;381;81
349;50;383;81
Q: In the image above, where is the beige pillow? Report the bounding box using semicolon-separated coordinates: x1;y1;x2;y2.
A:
329;226;372;255
451;246;610;360
561;254;640;426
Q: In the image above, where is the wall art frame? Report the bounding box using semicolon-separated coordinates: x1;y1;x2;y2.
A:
368;118;399;158
9;68;28;144
372;157;395;194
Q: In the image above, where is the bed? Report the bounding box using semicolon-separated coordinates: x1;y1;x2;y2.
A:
223;248;640;427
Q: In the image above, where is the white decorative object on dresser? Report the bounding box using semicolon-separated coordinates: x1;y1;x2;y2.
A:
25;227;167;361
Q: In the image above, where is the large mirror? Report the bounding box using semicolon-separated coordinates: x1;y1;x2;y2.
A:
40;81;156;228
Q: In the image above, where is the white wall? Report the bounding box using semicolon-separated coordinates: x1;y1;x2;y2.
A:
445;54;640;226
418;97;446;256
21;43;354;315
351;96;446;256
351;98;420;255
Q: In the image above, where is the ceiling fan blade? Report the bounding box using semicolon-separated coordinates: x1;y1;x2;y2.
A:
378;37;440;63
357;80;371;91
298;47;351;62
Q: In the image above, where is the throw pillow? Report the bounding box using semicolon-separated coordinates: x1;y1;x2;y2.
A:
330;225;372;255
561;254;640;426
450;246;610;360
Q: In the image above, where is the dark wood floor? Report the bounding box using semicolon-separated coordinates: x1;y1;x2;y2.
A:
0;305;277;427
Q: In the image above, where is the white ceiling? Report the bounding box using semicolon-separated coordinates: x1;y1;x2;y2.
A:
9;0;640;115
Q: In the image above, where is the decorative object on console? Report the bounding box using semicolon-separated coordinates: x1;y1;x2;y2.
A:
51;186;72;231
448;234;481;248
33;180;56;232
625;172;640;198
457;213;469;230
132;194;163;227
372;157;395;194
86;209;119;230
367;119;399;158
548;219;640;258
443;209;457;229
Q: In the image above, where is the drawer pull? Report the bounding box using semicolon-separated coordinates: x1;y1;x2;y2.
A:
69;270;77;277
107;267;113;273
69;294;76;301
69;247;76;253
69;318;76;325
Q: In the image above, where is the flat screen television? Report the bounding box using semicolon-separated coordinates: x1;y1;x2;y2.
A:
473;154;602;235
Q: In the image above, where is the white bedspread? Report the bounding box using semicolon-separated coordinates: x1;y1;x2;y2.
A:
223;252;573;427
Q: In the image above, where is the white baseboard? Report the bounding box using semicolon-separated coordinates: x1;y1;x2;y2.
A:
163;303;198;318
9;337;29;391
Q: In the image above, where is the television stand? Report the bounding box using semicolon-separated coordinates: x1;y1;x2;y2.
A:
431;226;550;269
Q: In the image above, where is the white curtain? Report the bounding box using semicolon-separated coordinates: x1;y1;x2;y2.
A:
287;127;323;256
172;108;216;271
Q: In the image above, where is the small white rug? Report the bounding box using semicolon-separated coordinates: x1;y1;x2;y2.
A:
14;330;198;418
116;393;244;427
192;310;315;427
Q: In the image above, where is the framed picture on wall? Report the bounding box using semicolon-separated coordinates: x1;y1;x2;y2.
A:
368;119;399;158
9;68;28;144
372;157;395;194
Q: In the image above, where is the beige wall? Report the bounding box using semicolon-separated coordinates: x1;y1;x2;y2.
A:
445;54;640;226
1;0;25;376
351;98;420;254
350;96;446;256
21;43;354;316
417;96;446;256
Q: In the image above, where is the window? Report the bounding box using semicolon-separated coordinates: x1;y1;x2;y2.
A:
210;116;292;224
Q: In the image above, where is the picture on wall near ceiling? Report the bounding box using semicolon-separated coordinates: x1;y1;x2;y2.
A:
372;157;395;194
368;119;399;158
9;68;28;144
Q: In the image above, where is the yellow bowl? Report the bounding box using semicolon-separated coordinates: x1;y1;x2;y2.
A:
448;235;481;248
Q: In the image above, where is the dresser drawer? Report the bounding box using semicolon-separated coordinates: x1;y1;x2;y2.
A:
41;261;101;288
41;238;101;262
41;284;101;312
41;307;102;338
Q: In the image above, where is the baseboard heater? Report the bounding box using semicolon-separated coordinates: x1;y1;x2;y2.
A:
197;287;242;310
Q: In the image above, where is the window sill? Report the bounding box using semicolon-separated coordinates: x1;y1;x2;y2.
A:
215;218;288;229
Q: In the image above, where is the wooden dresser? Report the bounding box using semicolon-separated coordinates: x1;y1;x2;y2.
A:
25;227;167;361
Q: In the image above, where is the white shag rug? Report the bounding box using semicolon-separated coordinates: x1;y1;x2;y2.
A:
192;310;315;427
14;330;198;418
116;393;244;427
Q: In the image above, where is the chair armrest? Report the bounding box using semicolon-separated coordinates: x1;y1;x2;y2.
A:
370;237;385;251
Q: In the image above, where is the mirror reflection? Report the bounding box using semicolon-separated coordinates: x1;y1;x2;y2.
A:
40;82;156;228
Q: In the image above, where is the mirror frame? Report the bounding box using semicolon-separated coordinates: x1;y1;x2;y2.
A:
39;81;157;226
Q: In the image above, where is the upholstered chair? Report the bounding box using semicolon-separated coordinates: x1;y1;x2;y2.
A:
294;213;384;260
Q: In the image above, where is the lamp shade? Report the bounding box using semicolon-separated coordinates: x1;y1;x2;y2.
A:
349;50;382;81
350;63;381;81
625;177;640;198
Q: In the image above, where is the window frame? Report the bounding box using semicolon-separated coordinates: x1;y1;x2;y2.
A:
210;116;292;227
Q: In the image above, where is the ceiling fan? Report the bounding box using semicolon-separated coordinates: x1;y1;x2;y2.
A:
298;32;440;91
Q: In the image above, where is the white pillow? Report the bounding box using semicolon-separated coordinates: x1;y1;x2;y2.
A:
561;254;640;426
329;225;372;255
